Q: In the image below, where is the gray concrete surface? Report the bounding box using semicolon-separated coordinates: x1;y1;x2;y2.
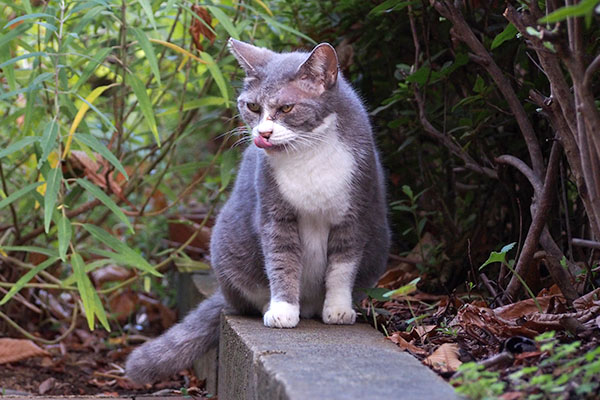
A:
218;314;460;400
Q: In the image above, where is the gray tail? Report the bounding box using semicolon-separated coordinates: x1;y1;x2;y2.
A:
126;290;226;384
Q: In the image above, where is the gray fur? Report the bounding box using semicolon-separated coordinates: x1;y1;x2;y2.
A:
126;39;390;383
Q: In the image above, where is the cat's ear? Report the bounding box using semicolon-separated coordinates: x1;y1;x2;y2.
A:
228;38;273;76
296;43;339;92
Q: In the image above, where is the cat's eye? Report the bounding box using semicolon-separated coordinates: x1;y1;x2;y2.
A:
280;104;294;113
247;102;261;113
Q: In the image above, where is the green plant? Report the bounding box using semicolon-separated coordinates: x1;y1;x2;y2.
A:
452;362;506;400
0;0;313;337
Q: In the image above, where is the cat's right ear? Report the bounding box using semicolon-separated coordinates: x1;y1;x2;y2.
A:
228;38;273;76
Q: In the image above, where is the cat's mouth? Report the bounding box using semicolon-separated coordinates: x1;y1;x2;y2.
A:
254;135;284;150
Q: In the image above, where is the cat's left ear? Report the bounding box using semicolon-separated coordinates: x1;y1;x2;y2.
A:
296;43;339;92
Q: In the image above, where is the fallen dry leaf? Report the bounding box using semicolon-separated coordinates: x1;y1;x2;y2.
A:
423;343;462;373
92;264;133;286
0;338;50;364
387;332;427;355
38;377;56;395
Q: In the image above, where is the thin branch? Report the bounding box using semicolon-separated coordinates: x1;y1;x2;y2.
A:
432;0;545;178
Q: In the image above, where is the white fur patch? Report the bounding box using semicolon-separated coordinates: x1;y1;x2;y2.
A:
263;300;300;328
267;114;357;318
268;114;355;219
322;261;356;325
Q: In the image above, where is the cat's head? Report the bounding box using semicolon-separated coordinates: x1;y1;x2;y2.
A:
228;39;339;152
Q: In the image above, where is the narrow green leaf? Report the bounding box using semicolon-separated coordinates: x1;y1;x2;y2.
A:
72;47;112;92
128;73;160;146
368;0;416;16
0;245;59;258
200;51;229;105
61;258;112;286
220;150;236;190
260;14;316;44
76;178;133;233
75;134;128;180
383;277;421;298
43;165;63;233
206;6;239;39
137;0;157;30
57;213;72;261
491;23;518;49
0;136;38;159
2;13;55;29
0;257;58;306
0;51;46;69
89;279;110;331
131;27;161;86
82;224;162;277
0;23;30;49
38;120;58;169
71;252;96;330
0;182;43;210
539;0;598;23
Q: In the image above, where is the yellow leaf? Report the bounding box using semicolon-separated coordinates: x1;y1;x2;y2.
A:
149;39;207;64
62;84;118;159
36;151;60;208
254;0;274;16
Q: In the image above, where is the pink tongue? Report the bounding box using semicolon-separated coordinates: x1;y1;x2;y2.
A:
254;135;273;149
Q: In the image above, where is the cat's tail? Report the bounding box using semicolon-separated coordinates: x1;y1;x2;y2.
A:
125;290;226;384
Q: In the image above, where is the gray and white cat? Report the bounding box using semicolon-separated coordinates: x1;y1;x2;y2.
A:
126;39;390;383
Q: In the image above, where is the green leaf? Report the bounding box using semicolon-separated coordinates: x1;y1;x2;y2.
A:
72;47;112;92
0;182;43;210
76;179;132;233
131;27;161;86
0;23;30;49
57;213;72;261
491;23;518;49
71;252;97;330
2;13;55;29
220;150;236;190
480;242;516;270
539;0;599;23
361;287;391;301
368;0;417;16
473;75;486;94
137;0;157;30
0;245;59;258
206;6;239;39
75;134;128;180
260;14;316;44
128;73;160;146
383;277;421;298
37;120;58;169
61;258;112;286
0;257;58;306
0;136;38;159
82;224;161;277
200;51;229;105
0;51;46;69
43;165;62;234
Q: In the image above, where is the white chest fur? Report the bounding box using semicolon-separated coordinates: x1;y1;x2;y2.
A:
268;114;355;221
267;114;356;317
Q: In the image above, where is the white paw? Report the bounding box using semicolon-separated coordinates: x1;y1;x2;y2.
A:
263;301;299;328
322;304;356;325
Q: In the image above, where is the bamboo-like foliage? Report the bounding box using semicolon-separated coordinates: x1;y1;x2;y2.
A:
0;0;311;334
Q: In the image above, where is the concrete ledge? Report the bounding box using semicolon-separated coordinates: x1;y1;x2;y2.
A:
218;315;460;400
180;272;459;399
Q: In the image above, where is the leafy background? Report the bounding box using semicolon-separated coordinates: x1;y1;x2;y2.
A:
1;0;599;397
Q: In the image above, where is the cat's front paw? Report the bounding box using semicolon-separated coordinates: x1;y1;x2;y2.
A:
322;304;356;325
263;301;300;328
